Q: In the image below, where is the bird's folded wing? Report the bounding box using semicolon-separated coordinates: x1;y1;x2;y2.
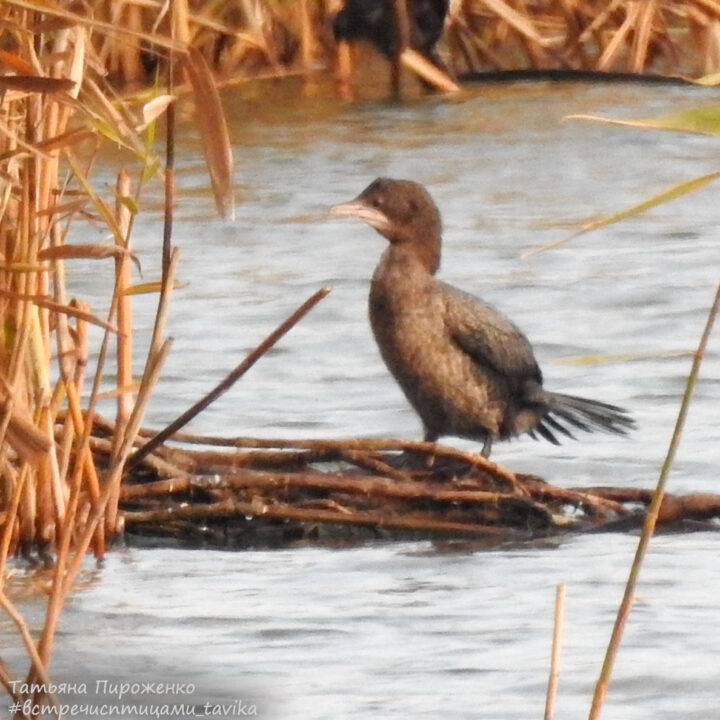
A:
440;282;542;382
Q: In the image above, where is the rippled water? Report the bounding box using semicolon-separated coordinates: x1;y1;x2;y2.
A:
4;79;720;718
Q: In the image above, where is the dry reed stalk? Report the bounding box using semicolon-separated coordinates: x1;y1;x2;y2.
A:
544;584;566;720
183;47;234;219
446;17;480;71
87;434;192;481
125;469;513;505
339;448;415;482
162;34;177;284
0;469;26;588
390;0;411;97
299;0;316;69
705;19;720;73
240;0;279;70
106;169;134;535
334;40;354;99
521;478;626;518
173;0;192;46
557;0;589;67
122;471;516;505
62;383;105;556
480;0;549;48
0;291;119;335
400;48;461;92
133;429;520;485
0;381;52;463
597;4;637;70
630;0;657;72
157;445;338;473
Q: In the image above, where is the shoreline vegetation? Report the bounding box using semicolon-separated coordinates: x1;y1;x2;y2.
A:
1;1;720;717
93;1;720;90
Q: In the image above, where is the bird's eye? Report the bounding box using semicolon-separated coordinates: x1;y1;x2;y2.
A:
408;199;419;213
371;197;383;208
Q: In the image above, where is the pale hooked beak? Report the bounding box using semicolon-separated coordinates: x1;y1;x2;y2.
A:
329;200;392;235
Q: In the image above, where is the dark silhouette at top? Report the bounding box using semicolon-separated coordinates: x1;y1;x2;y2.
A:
331;177;634;457
332;0;449;72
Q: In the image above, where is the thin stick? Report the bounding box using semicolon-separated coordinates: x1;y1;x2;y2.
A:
122;468;512;504
128;286;332;470
163;56;175;281
588;278;720;719
544;584;566;720
129;432;518;485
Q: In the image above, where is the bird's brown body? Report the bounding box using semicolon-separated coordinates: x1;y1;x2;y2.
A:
331;177;633;456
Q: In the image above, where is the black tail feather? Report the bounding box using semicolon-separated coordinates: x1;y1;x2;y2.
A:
548;407;593;434
542;391;635;440
535;421;557;445
543;414;576;440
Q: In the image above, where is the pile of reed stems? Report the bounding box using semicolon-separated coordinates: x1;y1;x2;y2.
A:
109;420;720;547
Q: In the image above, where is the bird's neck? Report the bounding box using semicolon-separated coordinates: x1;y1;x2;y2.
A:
387;234;441;276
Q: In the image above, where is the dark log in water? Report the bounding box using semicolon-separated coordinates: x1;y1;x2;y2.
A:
459;69;697;86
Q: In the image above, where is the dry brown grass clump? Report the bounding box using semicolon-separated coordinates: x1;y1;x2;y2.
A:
448;0;720;76
67;0;720;88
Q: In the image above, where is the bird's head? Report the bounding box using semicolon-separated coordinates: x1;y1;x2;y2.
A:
330;177;442;250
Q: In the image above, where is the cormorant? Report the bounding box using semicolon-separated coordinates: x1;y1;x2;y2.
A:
330;177;634;457
332;0;449;74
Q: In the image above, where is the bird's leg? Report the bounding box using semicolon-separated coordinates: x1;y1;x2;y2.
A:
423;429;438;468
481;435;493;458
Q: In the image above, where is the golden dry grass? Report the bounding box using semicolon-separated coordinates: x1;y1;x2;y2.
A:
66;1;720;86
